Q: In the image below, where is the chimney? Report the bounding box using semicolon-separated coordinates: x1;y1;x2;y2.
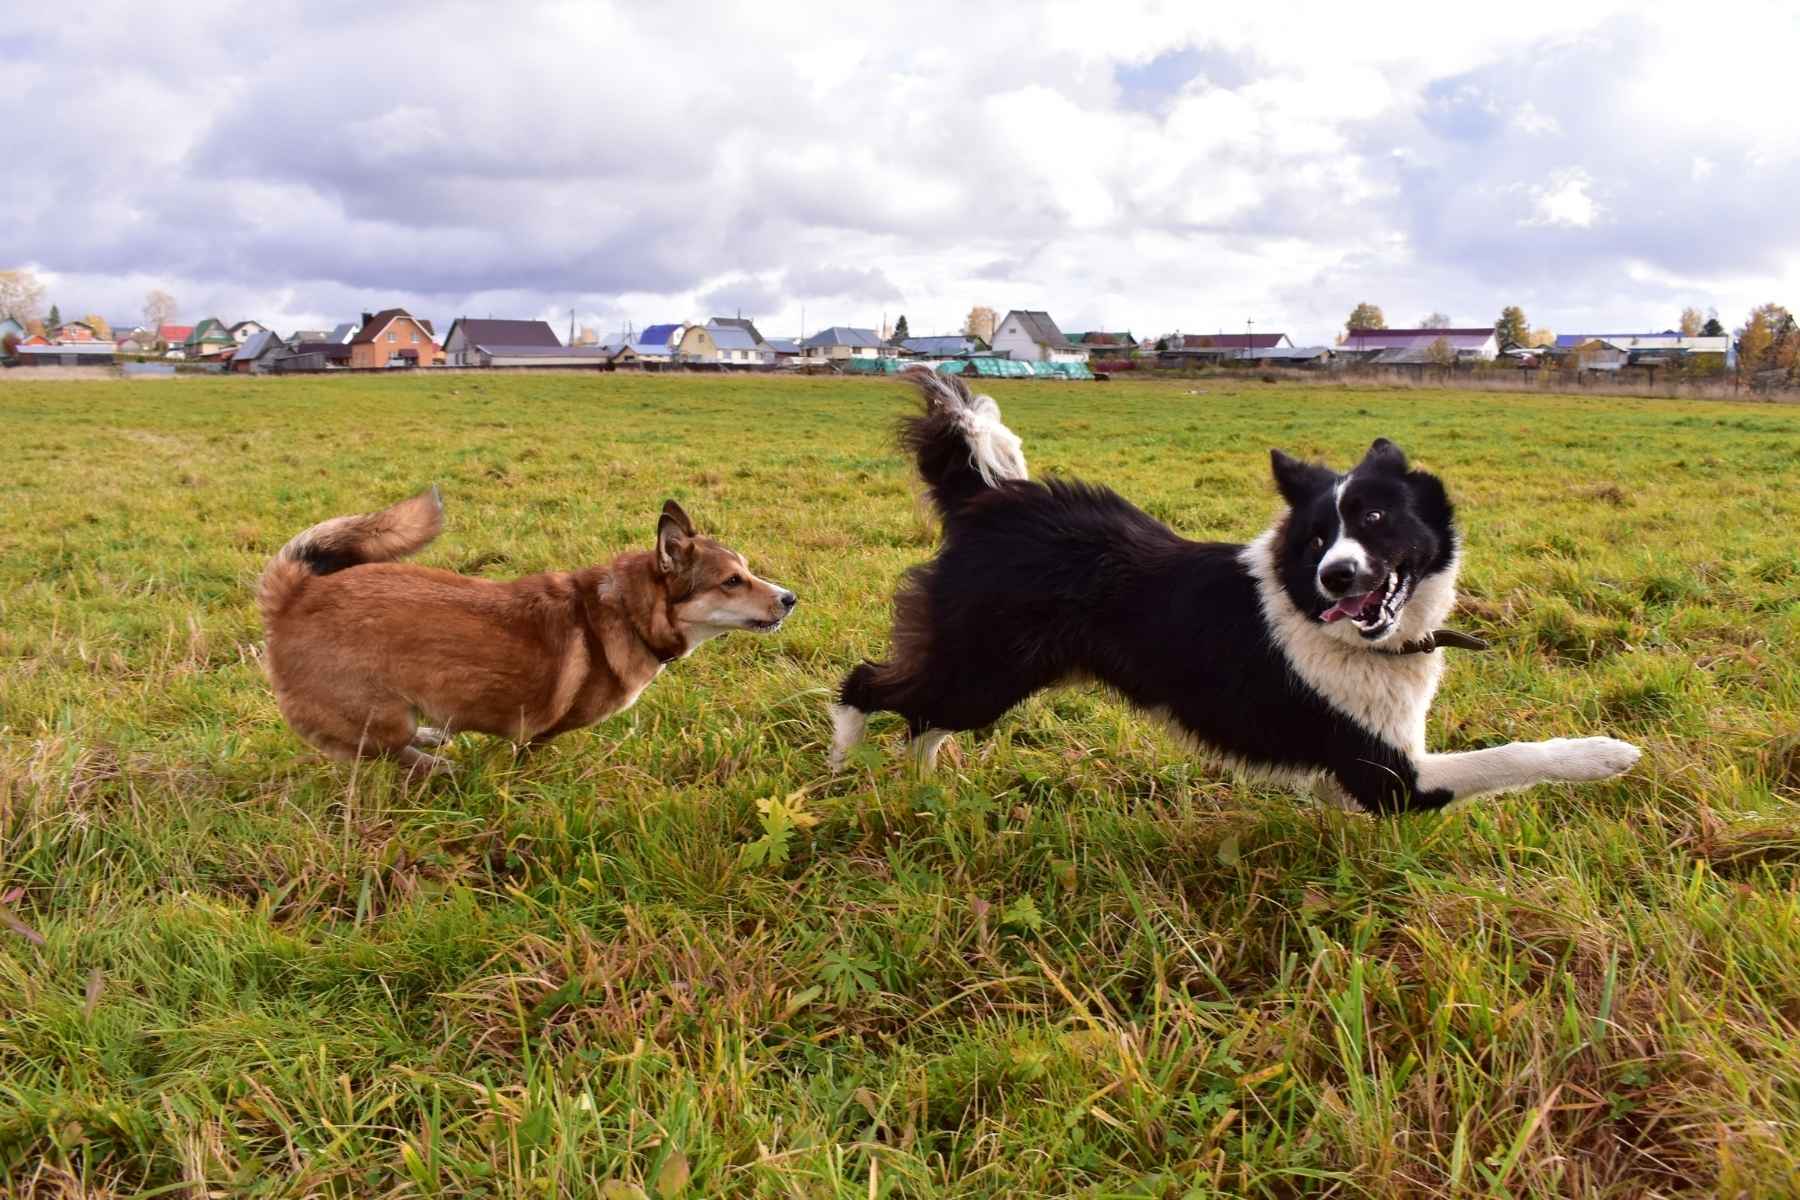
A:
361;312;374;328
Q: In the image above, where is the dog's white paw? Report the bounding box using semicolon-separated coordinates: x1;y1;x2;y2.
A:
1544;737;1641;782
828;704;866;772
413;725;452;747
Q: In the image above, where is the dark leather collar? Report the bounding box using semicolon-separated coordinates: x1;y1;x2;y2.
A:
1377;628;1490;656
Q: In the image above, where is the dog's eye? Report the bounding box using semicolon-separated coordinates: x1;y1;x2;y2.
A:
1309;536;1324;552
722;574;743;589
1363;510;1384;527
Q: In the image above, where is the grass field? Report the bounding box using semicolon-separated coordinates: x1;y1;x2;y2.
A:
2;372;1798;1198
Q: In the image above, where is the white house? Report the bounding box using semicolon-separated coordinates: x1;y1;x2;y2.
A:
1342;327;1499;361
990;310;1088;363
228;320;268;345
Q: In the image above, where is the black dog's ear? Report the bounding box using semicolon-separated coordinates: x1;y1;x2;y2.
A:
1270;449;1333;507
1360;437;1409;474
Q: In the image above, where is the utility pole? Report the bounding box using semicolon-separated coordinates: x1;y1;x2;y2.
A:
1246;317;1254;365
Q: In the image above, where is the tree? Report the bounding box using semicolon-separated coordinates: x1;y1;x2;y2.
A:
1419;312;1452;328
893;314;910;342
1345;302;1385;334
963;306;996;342
1;333;19;363
1494;305;1529;348
1701;314;1725;338
1425;336;1457;367
1679;307;1704;336
1736;303;1795;373
0;268;46;322
82;314;111;339
143;289;177;331
47;303;61;330
1528;326;1556;348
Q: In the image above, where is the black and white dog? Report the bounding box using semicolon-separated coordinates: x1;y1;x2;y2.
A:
830;370;1640;813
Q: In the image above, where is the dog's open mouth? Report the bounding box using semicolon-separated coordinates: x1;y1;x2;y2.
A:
1320;570;1413;637
745;616;786;632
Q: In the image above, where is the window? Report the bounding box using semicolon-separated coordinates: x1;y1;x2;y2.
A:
388;331;397;343
411;331;420;343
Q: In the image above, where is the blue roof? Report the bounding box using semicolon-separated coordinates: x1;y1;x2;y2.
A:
1554;332;1676;348
232;330;282;361
639;323;682;346
764;337;800;354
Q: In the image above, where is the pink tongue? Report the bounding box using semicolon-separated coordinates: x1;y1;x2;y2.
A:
1322;591;1379;623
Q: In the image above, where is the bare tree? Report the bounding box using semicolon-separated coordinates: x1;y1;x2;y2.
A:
0;268;47;322
142;289;177;331
1425;337;1457;367
963;306;997;343
1419;312;1452;328
1678;306;1704;337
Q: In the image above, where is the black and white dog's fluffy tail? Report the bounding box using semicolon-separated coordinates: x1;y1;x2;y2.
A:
900;368;1029;516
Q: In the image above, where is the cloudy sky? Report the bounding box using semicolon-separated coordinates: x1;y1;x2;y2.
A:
7;1;1798;344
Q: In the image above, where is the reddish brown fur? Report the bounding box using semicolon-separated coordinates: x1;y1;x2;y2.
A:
260;491;794;775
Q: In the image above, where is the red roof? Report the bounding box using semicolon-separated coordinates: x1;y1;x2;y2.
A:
159;324;193;342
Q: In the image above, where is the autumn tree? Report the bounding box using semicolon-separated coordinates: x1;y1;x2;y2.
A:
963;306;996;343
1528;326;1556;347
1425;336;1457;367
143;289;177;330
1345;302;1385;334
1735;304;1799;376
1679;307;1704;336
893;314;910;341
1494;306;1530;348
0;268;47;322
1419;312;1452;328
82;314;111;339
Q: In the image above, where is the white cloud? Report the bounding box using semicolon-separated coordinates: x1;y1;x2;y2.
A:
1523;169;1601;229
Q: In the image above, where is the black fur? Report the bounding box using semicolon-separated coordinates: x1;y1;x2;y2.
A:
839;384;1461;814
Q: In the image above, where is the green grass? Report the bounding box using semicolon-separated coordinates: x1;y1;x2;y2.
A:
1;371;1798;1198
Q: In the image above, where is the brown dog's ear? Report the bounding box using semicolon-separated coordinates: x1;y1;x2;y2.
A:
660;498;696;537
655;505;693;576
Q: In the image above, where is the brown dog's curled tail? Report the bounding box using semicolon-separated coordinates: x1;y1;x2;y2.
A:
257;486;444;621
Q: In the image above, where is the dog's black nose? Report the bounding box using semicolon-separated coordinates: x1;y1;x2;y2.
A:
779;590;797;610
1319;561;1356;597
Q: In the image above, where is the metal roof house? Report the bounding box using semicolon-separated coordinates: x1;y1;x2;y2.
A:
898;335;990;359
18;341;118;367
230;330;289;373
705;323;769;365
1340;327;1498;360
442;318;562;366
1552;331;1732;366
800;326;883;361
990;310;1088;363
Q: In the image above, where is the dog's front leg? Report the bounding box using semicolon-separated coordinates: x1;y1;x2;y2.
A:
1416;737;1640;802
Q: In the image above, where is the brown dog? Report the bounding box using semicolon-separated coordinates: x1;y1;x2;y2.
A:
258;488;795;774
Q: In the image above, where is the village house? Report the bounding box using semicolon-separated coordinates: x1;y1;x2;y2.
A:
1066;331;1138;354
676;324;719;362
229;330;289;373
17;340;118;367
990;311;1088;363
707;317;776;364
156;324;193;352
1552;331;1732;369
800;326;882;361
0;316;25;345
228;320;267;344
347;308;442;368
627;323;683;363
898;334;990;359
441;317;612;367
51;320;100;343
184;319;237;358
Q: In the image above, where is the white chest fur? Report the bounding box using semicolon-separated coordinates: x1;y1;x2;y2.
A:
1238;530;1458;755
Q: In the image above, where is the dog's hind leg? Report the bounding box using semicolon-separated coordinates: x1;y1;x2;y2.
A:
412;725;453;748
909;729;953;774
827;703;868;770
